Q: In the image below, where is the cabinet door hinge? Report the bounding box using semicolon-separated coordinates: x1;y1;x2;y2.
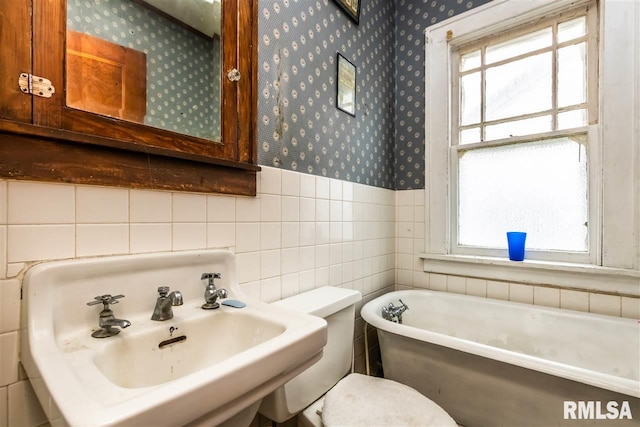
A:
18;73;55;98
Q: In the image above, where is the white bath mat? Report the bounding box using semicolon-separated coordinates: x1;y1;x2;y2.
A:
321;373;457;427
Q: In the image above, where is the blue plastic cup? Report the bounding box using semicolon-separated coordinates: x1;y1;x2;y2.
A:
506;232;527;261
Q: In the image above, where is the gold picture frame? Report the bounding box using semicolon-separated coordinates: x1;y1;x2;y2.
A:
332;0;360;25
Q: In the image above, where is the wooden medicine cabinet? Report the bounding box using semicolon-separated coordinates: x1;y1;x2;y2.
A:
0;0;258;195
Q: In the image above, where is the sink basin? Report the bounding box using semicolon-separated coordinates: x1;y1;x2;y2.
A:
21;250;327;427
94;311;285;389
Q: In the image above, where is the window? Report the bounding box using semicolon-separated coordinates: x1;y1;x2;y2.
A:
423;0;640;295
450;6;598;262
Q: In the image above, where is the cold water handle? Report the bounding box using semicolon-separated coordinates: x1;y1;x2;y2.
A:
201;272;228;310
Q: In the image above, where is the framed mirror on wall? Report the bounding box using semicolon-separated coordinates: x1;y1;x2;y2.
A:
65;0;223;142
57;0;238;160
336;53;356;117
0;0;258;195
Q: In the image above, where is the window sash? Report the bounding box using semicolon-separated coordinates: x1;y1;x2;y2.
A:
448;126;599;264
451;5;598;147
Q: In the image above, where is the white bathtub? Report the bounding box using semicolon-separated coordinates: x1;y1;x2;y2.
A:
361;290;639;427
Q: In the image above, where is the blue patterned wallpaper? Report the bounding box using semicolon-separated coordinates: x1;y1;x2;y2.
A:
257;0;492;189
393;0;493;189
257;0;395;188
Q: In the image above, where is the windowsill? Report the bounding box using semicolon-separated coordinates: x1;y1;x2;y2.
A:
419;253;640;297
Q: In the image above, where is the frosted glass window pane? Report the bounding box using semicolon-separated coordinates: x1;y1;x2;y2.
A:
558;17;586;43
486;28;552;64
485;115;552;141
461;72;481;125
458;137;588;252
485;52;552;121
460;127;481;145
558;43;586;108
558;109;587;129
460;50;481;71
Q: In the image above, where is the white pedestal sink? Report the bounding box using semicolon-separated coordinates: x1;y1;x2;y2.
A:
20;250;327;427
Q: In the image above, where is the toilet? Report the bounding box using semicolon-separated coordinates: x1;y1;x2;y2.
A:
259;287;456;427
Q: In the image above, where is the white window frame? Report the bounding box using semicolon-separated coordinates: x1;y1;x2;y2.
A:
448;4;599;265
422;0;640;296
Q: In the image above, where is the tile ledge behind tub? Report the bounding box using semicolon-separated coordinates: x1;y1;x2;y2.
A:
419;253;640;297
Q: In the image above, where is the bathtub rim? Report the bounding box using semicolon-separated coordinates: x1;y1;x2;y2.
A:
361;289;640;398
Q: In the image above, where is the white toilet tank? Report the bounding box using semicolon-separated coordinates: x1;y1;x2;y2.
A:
259;287;362;423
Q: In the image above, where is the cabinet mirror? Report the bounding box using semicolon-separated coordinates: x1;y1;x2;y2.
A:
66;0;222;142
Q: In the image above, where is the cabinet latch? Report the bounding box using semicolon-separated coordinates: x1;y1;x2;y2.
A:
18;73;55;98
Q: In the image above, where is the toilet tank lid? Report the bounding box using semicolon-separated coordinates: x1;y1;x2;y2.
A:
272;287;362;318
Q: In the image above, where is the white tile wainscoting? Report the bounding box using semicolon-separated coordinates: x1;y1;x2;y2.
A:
0;168;395;426
1;174;638;426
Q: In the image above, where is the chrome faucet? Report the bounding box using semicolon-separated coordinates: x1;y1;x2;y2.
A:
86;294;131;338
381;299;409;324
201;272;228;309
151;286;183;321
